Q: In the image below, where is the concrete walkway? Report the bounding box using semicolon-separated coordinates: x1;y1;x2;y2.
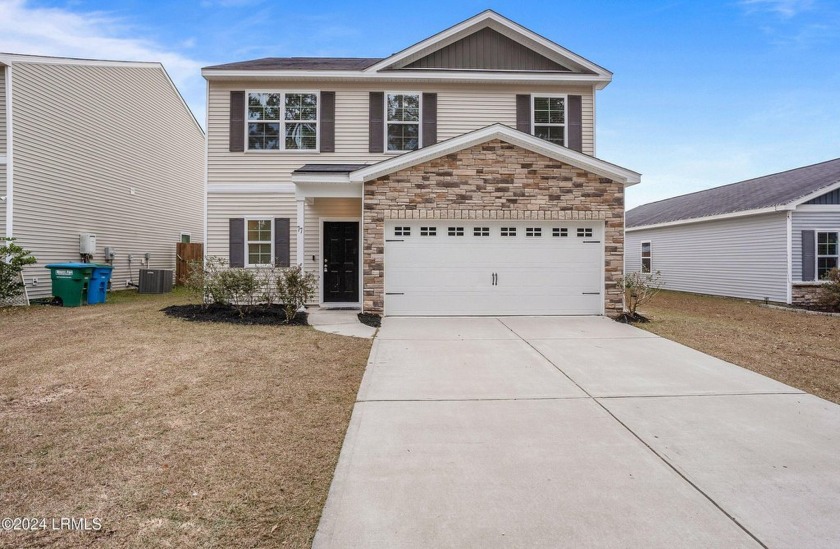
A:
307;307;377;339
314;317;840;548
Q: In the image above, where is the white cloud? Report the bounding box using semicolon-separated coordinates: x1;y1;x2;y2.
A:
0;0;206;126
739;0;815;18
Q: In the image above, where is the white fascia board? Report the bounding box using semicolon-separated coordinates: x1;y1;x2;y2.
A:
294;182;362;199
363;10;611;79
795;204;840;212
788;179;840;207
349;124;641;186
625;206;788;232
0;52;160;69
201;69;611;86
207;183;295;193
291;173;351;185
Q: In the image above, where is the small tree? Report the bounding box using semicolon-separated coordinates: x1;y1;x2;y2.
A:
0;238;37;303
818;268;840;312
620;270;664;319
215;268;260;316
276;265;317;323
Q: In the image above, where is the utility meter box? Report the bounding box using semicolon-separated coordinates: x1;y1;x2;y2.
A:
79;233;97;255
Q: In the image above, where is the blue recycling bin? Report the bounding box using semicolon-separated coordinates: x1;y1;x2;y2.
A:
87;264;113;304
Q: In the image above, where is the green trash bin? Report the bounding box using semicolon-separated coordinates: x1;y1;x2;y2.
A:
45;263;94;307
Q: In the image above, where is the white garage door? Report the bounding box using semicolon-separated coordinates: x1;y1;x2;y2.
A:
384;220;604;316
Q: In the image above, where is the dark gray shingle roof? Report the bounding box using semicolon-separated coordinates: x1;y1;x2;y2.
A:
203;57;382;71
293;164;370;174
626;158;840;228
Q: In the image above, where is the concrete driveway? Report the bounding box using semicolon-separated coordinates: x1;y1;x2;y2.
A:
314;317;840;548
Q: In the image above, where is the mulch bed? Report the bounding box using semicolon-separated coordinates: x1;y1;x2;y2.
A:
357;312;382;328
614;312;651;324
162;303;308;325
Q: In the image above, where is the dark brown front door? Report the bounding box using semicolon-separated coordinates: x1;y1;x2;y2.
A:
323;221;359;303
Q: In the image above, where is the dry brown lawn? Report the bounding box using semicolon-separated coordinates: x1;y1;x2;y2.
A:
0;290;372;548
638;290;840;404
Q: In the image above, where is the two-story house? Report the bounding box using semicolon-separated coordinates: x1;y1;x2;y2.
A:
1;53;205;300
202;10;640;317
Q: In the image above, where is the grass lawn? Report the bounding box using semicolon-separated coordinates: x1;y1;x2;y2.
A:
638;290;840;405
0;289;372;548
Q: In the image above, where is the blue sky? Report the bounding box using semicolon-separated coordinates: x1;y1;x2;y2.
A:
1;0;838;208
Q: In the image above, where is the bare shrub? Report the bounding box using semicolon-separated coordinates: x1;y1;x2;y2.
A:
621;270;664;319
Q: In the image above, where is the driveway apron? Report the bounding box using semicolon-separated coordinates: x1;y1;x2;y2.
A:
314;317;840;548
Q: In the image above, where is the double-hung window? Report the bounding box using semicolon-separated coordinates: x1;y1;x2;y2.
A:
247;92;317;150
247;219;273;266
641;242;652;274
386;93;420;151
532;95;565;146
817;231;839;279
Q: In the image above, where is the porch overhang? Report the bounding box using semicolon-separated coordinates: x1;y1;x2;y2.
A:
292;164;367;199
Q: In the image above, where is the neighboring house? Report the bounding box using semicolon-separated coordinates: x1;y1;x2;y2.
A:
625;158;840;306
202;10;640;316
0;53;205;299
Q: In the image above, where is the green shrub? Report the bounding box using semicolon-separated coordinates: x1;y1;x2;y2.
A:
818;268;840;311
276;265;318;323
0;238;37;303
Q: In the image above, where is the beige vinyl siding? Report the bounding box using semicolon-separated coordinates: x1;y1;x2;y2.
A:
791;209;840;281
625;213;789;302
206;192;297;261
303;198;361;302
11;62;204;298
0;65;6;154
207;81;595;187
0;165;5;236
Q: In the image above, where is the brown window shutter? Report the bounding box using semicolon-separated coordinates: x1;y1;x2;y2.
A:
274;218;291;267
229;218;245;267
516;94;531;133
802;230;816;281
369;92;384;153
422;92;437;147
567;95;583;152
229;91;245;152
320;91;335;152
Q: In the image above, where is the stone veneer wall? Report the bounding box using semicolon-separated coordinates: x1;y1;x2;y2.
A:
792;284;825;307
362;139;625;316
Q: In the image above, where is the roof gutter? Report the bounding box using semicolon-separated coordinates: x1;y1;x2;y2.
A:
625;204;795;232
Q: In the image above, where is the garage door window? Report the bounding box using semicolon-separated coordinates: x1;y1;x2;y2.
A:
577;228;593;238
553;228;568;237
501;227;517;237
526;227;542;237
394;226;411;236
420;226;437;236
474;227;490;237
448;227;464;236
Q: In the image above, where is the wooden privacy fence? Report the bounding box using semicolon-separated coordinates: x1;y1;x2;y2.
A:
176;242;204;285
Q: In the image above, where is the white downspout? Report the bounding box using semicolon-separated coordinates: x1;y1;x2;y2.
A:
5;63;13;237
786;210;793;304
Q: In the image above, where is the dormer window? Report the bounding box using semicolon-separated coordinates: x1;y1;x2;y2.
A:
386;93;420;151
532;95;565;146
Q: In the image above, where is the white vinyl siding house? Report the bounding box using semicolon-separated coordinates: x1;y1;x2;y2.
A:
626;158;840;306
625;213;790;302
1;54;205;299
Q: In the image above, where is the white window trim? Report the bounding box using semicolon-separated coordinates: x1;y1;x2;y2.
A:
815;229;840;280
385;91;422;154
531;93;568;146
641;240;652;273
244;90;320;153
245;217;274;267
